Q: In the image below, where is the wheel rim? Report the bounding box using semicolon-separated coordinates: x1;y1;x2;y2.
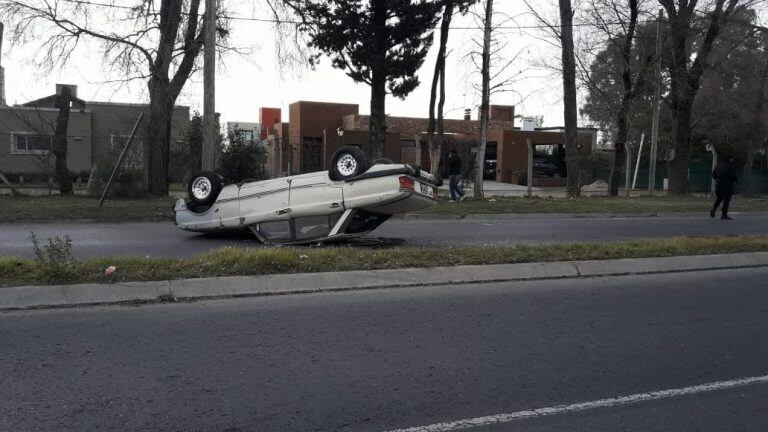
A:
336;154;358;177
191;177;212;200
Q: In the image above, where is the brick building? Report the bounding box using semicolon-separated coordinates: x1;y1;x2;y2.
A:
261;100;597;185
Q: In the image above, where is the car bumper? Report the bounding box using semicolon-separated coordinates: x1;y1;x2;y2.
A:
349;164;443;187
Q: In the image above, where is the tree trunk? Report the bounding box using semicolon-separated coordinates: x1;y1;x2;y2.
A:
665;20;693;196
608;0;639;198
436;38;448;175
667;96;693;195
369;70;387;160
368;1;388;159
660;0;737;195
608;106;629;196
559;0;580;198
742;141;755;193
146;78;174;197
474;0;493;198
426;62;438;175
427;3;454;178
52;87;73;194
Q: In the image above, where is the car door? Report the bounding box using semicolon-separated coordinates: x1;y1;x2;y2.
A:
238;178;292;227
288;172;344;218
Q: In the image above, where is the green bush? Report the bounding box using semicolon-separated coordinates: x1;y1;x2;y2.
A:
217;132;268;184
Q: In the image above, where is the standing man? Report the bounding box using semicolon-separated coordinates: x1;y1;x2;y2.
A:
710;156;738;220
447;149;465;202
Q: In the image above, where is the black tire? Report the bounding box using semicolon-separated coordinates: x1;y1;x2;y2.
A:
329;146;369;181
373;157;394;165
187;171;223;206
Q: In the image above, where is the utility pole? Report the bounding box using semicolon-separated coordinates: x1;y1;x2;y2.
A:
648;8;663;195
202;0;216;171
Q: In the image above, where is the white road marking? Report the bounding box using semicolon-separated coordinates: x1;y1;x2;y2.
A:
385;374;768;432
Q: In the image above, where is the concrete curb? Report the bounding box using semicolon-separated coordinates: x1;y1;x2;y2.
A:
2;252;768;311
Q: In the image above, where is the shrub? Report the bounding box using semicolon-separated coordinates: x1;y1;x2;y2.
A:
218;132;268;184
87;146;147;198
29;231;77;284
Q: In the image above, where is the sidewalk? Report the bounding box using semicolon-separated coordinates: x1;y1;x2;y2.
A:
438;180;564;198
2;252;767;311
437;180;666;198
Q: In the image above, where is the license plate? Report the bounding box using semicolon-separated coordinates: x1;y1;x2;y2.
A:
419;182;431;195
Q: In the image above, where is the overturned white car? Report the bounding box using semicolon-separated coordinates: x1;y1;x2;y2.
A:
174;146;441;244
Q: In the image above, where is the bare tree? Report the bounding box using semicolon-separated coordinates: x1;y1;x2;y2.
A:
461;2;528;197
473;0;493;198
524;0;584;197
0;0;231;197
584;0;655;197
425;0;477;178
427;2;455;178
658;0;745;195
559;0;581;198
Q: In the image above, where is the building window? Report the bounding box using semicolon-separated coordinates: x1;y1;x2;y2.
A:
10;132;52;154
236;129;255;142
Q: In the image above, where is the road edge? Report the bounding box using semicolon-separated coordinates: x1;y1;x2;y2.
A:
2;252;767;311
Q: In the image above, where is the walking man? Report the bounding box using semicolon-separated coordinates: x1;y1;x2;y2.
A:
710;156;738;220
447;149;465;202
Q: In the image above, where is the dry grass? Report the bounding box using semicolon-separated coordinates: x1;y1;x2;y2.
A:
2;235;768;287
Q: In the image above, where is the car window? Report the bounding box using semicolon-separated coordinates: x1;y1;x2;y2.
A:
294;214;337;241
344;210;391;234
258;221;292;242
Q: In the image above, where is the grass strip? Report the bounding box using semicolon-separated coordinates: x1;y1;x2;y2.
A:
0;195;176;223
2;235;767;288
3;195;768;224
421;196;768;215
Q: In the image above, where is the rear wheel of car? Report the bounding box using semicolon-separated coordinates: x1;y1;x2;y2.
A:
187;171;223;206
329;146;369;181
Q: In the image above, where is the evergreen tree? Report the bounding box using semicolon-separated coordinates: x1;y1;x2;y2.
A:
286;0;443;157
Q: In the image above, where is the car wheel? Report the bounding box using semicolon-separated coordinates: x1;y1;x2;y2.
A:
329;146;369;181
187;171;223;206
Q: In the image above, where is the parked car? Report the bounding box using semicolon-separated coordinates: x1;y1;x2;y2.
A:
483;159;497;180
174;146;441;244
533;157;562;178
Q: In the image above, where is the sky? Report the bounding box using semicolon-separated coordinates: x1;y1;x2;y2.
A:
1;1;579;129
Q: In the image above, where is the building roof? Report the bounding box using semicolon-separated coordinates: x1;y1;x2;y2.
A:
22;94;87;109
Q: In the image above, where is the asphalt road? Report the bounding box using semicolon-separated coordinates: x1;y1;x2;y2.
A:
2;213;768;259
2;268;768;431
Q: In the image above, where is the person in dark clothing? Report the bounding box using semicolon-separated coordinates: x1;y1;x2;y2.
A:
447;149;465;201
710;156;738;220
